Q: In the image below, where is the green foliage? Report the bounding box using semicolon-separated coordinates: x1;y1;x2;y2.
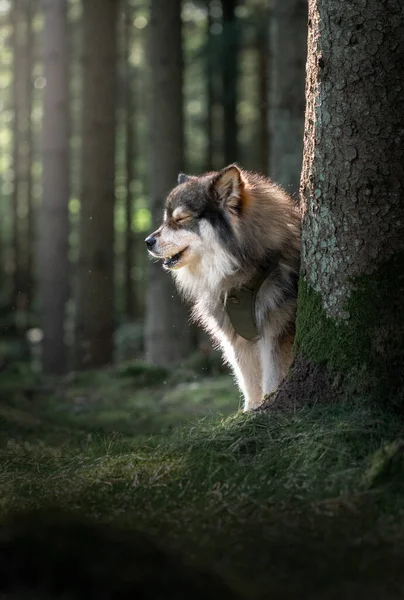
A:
180;348;230;376
133;207;151;232
116;360;169;387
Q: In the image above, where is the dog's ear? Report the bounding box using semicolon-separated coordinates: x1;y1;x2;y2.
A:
177;172;190;185
212;164;245;214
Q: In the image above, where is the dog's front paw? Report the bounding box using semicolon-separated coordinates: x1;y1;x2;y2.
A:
243;396;270;412
252;393;276;412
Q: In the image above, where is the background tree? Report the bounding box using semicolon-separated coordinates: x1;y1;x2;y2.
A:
205;2;214;172
11;0;34;330
0;0;305;371
39;0;69;374
144;0;193;367
277;0;404;407
0;9;15;317
255;4;269;176
269;0;307;197
123;0;136;321
74;0;118;369
221;0;239;165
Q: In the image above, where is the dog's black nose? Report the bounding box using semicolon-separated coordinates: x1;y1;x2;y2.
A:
145;235;156;250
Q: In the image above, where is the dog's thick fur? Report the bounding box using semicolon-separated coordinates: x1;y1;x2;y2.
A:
146;165;301;411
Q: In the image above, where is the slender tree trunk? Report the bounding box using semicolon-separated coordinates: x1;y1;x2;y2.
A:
0;11;11;298
205;5;214;172
123;0;136;320
221;0;239;165
269;0;307;197
25;0;34;314
11;0;34;328
257;16;269;176
40;0;70;374
145;0;193;366
74;0;118;369
276;0;404;408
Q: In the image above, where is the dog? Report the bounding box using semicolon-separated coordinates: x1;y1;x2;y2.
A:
145;164;301;411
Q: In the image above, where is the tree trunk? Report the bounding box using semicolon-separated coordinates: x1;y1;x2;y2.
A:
205;1;223;170
205;4;214;172
40;0;70;374
145;0;193;366
11;0;34;329
0;11;11;302
74;0;118;369
256;15;269;176
277;0;404;408
269;0;307;197
123;0;136;320
221;0;239;165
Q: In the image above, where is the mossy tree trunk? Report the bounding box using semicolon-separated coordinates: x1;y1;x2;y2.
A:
74;0;118;369
277;0;404;408
145;0;193;366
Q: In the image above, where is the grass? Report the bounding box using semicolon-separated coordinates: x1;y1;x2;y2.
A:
1;359;404;598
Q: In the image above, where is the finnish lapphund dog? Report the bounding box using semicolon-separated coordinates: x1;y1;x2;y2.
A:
146;165;301;411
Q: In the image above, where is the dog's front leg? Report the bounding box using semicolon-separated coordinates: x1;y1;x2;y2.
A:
221;338;262;411
259;330;284;401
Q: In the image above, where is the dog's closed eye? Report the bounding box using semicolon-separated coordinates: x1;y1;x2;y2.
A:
175;215;192;224
172;207;192;224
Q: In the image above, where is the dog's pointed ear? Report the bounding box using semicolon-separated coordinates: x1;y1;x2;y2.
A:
177;172;190;185
213;164;245;214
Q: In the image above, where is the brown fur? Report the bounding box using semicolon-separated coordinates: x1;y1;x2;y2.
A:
146;165;301;410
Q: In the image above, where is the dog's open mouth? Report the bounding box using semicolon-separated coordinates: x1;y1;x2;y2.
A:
163;247;188;269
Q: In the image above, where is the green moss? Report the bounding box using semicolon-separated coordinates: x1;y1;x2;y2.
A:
1;391;404;597
1;364;404;597
295;252;404;402
362;439;404;489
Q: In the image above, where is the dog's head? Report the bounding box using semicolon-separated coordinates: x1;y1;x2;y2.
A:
145;164;248;272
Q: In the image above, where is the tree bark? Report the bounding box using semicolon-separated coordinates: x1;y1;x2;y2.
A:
269;0;307;197
40;0;70;374
123;0;136;320
277;0;404;408
222;0;239;165
0;11;11;300
256;14;269;176
145;0;193;366
74;0;118;369
11;0;34;328
205;4;214;172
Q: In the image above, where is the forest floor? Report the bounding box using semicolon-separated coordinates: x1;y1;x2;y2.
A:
1;357;404;598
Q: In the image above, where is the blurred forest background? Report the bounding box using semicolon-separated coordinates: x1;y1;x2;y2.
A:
0;0;306;375
3;3;404;596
